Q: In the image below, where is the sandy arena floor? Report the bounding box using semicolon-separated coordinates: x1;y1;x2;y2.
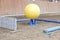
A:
0;15;60;40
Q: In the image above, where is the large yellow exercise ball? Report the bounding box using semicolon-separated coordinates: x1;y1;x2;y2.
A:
24;4;40;19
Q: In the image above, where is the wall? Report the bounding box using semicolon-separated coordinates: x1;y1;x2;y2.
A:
0;0;22;15
22;0;60;14
0;0;60;16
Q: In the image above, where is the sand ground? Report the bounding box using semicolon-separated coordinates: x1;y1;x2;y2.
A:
0;15;60;40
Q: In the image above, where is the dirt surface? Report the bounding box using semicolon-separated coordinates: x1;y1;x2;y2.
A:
0;15;60;40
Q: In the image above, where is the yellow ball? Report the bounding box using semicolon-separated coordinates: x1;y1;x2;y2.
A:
24;4;40;19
